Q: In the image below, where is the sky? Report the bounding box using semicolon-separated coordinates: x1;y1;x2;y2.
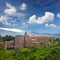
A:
0;0;60;35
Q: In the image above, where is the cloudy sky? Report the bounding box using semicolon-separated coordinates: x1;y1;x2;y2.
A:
0;0;60;35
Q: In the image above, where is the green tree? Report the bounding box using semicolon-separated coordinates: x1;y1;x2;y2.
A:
0;35;3;42
3;35;15;42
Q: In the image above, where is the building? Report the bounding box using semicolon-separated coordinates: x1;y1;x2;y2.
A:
15;35;24;50
0;32;55;50
15;32;55;50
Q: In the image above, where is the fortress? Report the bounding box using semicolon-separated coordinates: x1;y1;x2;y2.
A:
0;32;55;50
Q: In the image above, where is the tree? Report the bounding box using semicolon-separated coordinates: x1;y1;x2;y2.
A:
3;35;15;42
0;35;3;42
55;38;60;46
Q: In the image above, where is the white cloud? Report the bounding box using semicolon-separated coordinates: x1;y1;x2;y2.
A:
3;2;26;26
45;23;56;28
14;12;26;18
0;16;10;25
0;28;25;33
4;2;17;15
23;22;26;25
20;3;27;11
28;15;38;24
28;12;54;24
57;13;60;18
4;2;26;18
45;23;49;27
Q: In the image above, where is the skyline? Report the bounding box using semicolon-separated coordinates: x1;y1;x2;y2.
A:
0;0;60;35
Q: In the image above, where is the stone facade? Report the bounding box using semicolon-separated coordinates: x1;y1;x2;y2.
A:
15;32;55;49
15;35;24;50
4;40;15;50
0;32;55;50
0;42;4;48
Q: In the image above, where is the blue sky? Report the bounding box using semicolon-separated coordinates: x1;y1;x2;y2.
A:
0;0;60;35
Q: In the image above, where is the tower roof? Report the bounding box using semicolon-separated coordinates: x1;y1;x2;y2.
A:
25;31;27;35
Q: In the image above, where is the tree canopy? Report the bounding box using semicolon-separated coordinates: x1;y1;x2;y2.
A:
0;45;60;60
0;35;15;42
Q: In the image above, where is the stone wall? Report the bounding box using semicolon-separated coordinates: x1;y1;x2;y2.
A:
0;32;55;50
15;35;24;50
4;40;15;50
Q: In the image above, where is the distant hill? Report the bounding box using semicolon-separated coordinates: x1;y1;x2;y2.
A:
40;33;60;38
31;32;60;38
0;30;60;38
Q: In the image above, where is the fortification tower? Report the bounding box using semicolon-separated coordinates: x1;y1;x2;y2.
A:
15;35;24;50
24;31;27;47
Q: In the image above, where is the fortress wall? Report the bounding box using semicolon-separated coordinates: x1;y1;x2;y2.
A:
0;42;4;47
4;40;15;50
15;35;24;50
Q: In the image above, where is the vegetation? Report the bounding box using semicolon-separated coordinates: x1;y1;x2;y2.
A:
0;45;60;60
0;35;60;60
55;38;60;46
0;35;15;42
55;38;60;42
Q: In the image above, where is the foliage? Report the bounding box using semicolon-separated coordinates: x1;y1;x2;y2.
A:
0;36;60;60
55;38;60;42
0;35;3;42
0;35;15;42
55;38;60;46
0;45;60;60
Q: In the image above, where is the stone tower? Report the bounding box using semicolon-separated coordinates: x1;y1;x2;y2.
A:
15;35;24;50
15;31;28;50
24;31;27;47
